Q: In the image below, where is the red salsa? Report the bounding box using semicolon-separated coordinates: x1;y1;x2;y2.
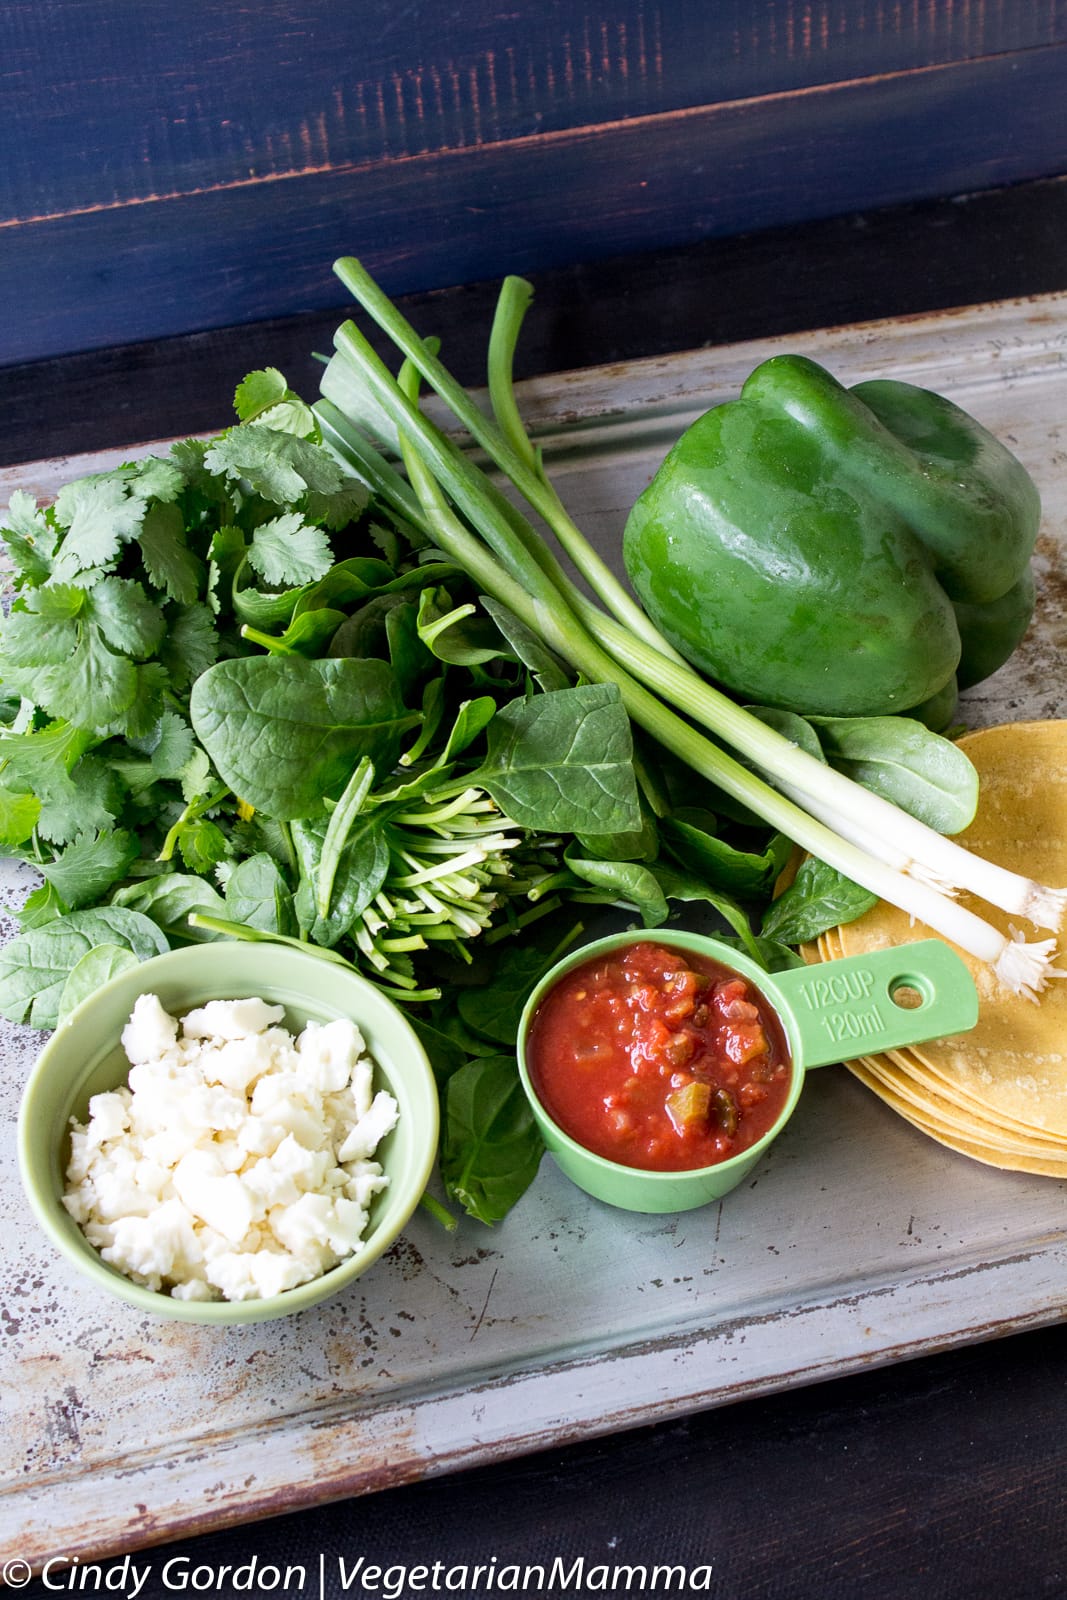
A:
527;940;793;1171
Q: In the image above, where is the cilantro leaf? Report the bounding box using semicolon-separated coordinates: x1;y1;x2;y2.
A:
0;720;97;800
304;478;371;531
87;577;167;657
36;752;124;844
0;605;80;685
51;476;147;579
26;583;88;623
148;711;196;780
177;817;229;873
1;491;59;586
179;745;214;804
234;369;320;438
17;881;69;929
204;425;344;504
128;456;184;503
158;603;219;689
206;524;247;615
35;627;139;731
104;757;159;799
248;514;333;586
119;662;170;739
38;829;139;909
234;368;290;420
138;501;204;604
168;437;215;494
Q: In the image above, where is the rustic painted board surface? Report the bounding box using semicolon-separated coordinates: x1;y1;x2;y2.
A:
3;1;1066;363
2;293;1066;1569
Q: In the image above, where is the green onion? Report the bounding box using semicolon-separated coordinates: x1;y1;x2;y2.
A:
319;260;1065;1000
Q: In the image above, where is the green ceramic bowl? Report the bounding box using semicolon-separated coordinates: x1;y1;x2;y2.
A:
17;943;439;1324
518;928;978;1214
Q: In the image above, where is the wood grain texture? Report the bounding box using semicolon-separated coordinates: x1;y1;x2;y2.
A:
2;1;1066;363
4;176;1067;471
6;1;1061;221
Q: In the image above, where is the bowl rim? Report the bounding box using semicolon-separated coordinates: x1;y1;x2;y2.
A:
16;942;439;1324
516;927;808;1189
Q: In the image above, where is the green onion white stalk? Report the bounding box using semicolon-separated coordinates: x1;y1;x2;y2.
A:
578;602;1067;932
320;260;1066;999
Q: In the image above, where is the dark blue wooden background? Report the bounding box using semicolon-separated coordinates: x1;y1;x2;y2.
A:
3;1;1066;365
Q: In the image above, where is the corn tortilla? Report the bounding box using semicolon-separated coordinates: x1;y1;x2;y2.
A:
798;722;1067;1164
854;1054;1067;1159
846;1061;1067;1177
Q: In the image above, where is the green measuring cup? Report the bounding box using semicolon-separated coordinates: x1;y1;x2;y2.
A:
517;929;979;1214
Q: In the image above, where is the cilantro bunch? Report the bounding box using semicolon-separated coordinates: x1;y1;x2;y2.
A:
0;372;381;980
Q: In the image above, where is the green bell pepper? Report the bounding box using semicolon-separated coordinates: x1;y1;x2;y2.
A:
623;354;1041;719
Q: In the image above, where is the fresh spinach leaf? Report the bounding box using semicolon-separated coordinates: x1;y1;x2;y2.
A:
408;1014;472;1086
440;1055;544;1224
190;655;419;818
476;685;640;836
112;873;229;942
760;855;879;945
746;706;827;762
807;714;979;834
417;588;508;666
0;907;169;1029
224;852;298;936
456;938;569;1047
480;598;572;693
575;803;660;864
647;864;765;964
439;697;498;764
661;813;789;897
564;850;670;926
712;934;806;973
292;813;390;947
260;608;348;658
424;1004;505;1060
59;944;142;1020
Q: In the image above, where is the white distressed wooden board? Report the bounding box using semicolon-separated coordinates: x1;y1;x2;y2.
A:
2;292;1066;1569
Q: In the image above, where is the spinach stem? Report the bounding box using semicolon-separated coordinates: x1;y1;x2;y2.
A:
418;1192;459;1231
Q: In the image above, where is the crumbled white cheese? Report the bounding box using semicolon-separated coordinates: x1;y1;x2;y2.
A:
64;993;399;1302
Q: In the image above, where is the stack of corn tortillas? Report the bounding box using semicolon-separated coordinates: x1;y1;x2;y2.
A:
800;721;1067;1176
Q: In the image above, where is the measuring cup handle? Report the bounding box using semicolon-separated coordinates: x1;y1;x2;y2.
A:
772;939;979;1070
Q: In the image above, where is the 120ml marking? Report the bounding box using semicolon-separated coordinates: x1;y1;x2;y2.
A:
799;969;877;1009
819;1004;886;1043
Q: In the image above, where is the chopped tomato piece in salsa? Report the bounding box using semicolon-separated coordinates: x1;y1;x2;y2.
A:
526;941;792;1172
